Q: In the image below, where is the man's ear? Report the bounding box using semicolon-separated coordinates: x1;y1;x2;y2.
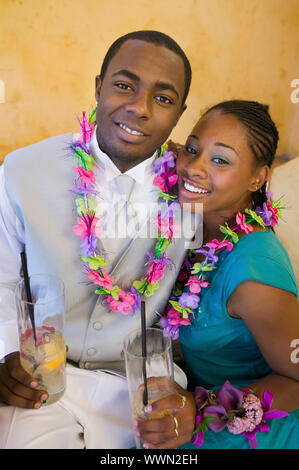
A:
174;103;187;127
95;75;102;102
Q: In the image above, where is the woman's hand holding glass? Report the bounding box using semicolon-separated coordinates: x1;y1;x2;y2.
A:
134;382;196;449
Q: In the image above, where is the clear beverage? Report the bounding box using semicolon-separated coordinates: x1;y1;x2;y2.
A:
133;388;173;449
123;328;174;449
20;327;66;405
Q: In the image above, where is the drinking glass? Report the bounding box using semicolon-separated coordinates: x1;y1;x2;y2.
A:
15;274;66;405
123;327;174;449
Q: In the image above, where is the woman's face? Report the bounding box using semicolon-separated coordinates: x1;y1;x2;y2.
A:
176;109;265;216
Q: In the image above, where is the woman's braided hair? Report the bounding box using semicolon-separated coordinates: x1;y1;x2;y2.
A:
203;100;279;207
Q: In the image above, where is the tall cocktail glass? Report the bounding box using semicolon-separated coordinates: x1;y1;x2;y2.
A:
123;327;174;449
15;274;66;405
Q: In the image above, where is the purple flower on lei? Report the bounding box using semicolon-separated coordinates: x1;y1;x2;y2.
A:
81;232;97;257
196;245;218;267
70;181;99;197
70;141;90;155
153;151;175;174
159;316;180;340
178;292;200;309
130;286;141;312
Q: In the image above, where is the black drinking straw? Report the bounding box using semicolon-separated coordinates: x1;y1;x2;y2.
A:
141;301;148;407
20;252;37;346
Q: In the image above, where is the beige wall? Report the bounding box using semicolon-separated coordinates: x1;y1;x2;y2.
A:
0;0;299;162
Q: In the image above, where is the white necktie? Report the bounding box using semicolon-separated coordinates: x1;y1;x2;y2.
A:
107;174;139;259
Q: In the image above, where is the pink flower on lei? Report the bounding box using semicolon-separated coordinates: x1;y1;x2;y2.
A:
153;168;178;192
146;261;166;283
236;212;253;234
106;291;136;315
77;111;94;144
87;268;114;290
73;214;102;240
186;275;210;294
167;307;191;326
156;213;179;239
73;166;96;185
205;238;234;252
265;201;279;226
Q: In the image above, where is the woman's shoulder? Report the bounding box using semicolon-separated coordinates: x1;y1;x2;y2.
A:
220;229;298;298
230;229;291;265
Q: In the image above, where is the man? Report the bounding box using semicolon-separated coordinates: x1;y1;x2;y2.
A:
0;31;197;448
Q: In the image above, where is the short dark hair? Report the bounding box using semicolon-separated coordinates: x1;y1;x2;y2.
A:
99;30;192;105
203;99;279;207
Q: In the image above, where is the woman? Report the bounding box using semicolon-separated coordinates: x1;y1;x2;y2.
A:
134;100;299;449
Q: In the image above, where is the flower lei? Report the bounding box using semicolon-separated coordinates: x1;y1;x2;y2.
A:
192;380;289;449
160;191;285;339
70;109;179;315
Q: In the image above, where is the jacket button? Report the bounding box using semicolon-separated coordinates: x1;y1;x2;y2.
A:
87;348;96;356
93;322;103;330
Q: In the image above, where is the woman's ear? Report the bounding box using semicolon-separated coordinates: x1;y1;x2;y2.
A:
249;165;271;192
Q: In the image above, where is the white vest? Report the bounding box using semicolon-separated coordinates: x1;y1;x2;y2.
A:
4;134;200;373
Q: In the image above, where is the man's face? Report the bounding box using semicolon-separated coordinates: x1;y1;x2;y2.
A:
95;39;186;171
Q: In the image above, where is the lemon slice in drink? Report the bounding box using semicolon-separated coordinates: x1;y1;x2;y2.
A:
44;348;66;371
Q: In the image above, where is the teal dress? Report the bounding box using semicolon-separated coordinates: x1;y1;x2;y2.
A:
179;230;299;449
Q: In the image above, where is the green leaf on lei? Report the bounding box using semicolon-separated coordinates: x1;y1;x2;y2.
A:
76;196;87;215
109;286;121;300
191;263;215;274
219;223;239;243
158;142;168;157
81;255;108;270
94;287;108;295
158;190;177;201
155;237;171;256
245;208;265;228
73;146;94;171
144;282;160;297
88;107;97;124
133;279;147;293
75;196;97;216
193;416;216;434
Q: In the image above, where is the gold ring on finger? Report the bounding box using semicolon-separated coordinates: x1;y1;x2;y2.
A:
178;393;187;409
173;415;179;438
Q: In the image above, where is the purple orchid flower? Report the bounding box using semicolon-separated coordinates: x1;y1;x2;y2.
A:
196;246;218;267
81;233;97;257
255;202;273;226
241;389;289;449
145;252;173;267
159;316;180;340
194;387;209;411
162;200;180;217
203;381;243;433
217;380;243;412
153;151;175;174
70;180;99;197
203;405;229;432
70;141;90;154
178;292;200;309
130;287;141;312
